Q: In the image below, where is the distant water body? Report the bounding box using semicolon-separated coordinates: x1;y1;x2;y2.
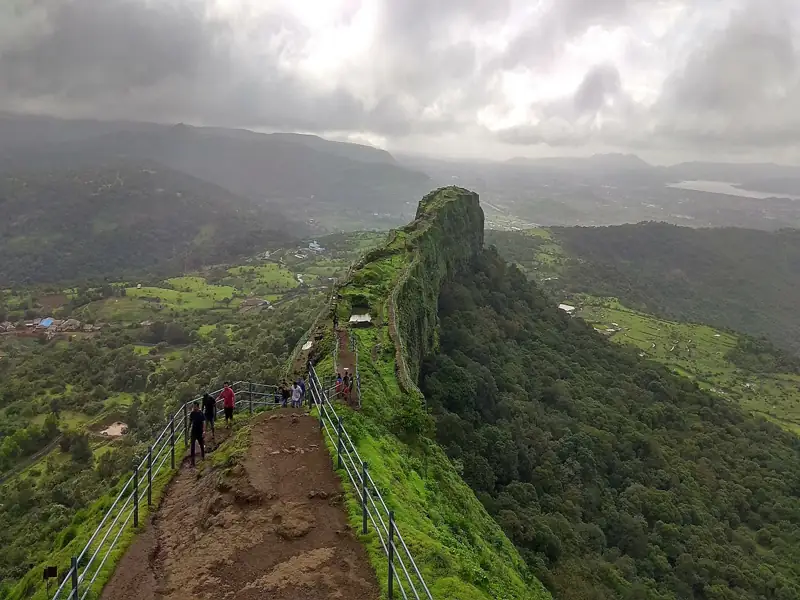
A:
668;180;800;201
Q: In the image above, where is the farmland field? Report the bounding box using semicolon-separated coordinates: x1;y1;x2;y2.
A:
578;296;800;433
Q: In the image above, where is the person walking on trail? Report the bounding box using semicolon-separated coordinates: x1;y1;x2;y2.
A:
219;382;235;428
335;373;343;399
189;401;205;467
281;382;291;408
298;377;306;407
343;372;351;402
291;382;301;408
202;392;216;441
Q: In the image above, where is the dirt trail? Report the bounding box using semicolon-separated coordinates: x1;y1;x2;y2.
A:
335;329;360;408
102;410;380;600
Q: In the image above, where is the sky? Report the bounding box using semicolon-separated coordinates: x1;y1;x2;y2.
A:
1;0;799;163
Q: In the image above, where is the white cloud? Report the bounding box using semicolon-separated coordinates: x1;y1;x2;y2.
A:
2;0;800;162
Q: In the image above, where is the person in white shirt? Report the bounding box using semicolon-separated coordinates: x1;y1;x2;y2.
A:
291;383;302;408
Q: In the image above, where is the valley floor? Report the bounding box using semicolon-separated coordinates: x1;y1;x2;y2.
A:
101;410;379;600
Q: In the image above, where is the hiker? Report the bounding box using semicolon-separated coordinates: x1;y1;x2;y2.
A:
343;372;351;402
189;401;205;467
219;382;235;428
291;382;301;408
274;386;283;405
335;373;343;399
298;377;306;407
281;382;291;408
202;392;216;440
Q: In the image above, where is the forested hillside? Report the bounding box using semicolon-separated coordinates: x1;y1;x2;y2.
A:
422;248;800;600
487;224;800;354
0;162;298;285
0;116;432;230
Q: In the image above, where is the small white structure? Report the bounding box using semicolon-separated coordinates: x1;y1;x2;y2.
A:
100;422;129;437
558;304;576;315
349;314;373;327
302;340;313;351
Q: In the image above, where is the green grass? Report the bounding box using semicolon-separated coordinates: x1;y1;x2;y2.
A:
577;295;800;432
126;284;232;311
166;276;236;301
31;410;90;429
226;263;298;294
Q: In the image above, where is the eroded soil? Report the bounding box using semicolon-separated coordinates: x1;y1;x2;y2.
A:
101;411;379;600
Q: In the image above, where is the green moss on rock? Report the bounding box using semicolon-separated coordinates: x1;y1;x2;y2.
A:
308;187;549;600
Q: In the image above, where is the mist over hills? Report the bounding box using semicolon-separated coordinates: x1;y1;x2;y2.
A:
0;161;299;285
0;115;432;231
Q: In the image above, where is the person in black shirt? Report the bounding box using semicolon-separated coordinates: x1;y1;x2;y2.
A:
202;393;216;441
281;382;291;408
188;401;205;467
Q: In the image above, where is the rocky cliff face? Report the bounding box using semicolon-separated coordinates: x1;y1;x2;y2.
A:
392;186;484;389
305;187;548;600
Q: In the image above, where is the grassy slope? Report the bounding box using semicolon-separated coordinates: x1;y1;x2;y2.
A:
577;297;800;434
488;228;800;435
305;188;549;599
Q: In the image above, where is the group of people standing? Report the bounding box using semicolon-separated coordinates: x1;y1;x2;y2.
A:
335;370;353;402
188;382;236;467
276;378;306;408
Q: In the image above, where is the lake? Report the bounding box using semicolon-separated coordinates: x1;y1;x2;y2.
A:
667;180;800;201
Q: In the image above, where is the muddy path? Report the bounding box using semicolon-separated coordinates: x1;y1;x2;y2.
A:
334;328;360;408
101;410;380;600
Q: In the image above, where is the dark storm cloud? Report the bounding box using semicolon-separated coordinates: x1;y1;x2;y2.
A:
653;1;800;149
0;0;504;137
573;64;623;114
498;0;647;70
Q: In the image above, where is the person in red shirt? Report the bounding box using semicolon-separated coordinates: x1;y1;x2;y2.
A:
219;382;235;428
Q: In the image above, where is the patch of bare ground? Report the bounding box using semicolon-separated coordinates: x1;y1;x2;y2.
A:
101;410;379;600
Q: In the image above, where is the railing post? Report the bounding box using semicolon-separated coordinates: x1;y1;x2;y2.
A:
362;461;368;534
336;416;343;470
249;382;253;416
147;445;153;507
133;466;139;528
170;417;176;470
70;556;79;599
183;403;188;448
388;511;395;599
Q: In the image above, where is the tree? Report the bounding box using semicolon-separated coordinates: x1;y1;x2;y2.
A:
69;433;92;465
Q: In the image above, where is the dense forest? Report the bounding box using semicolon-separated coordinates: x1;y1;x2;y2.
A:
0;294;321;593
488;224;800;354
421;249;800;600
0;162;299;286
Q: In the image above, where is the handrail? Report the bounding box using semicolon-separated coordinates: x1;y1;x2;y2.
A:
51;381;278;600
308;363;433;600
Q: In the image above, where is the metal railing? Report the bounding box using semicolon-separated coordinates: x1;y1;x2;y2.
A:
308;363;433;600
349;332;362;409
51;381;278;600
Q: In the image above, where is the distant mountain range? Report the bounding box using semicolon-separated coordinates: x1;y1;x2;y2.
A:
506;153;651;171
0;114;432;231
504;152;800;186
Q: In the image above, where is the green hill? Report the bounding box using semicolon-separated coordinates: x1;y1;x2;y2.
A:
0;116;432;231
297;188;800;599
487;224;800;355
301;187;549;599
0;162;300;285
421;247;800;599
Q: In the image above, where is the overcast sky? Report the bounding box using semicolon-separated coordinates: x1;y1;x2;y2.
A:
2;0;799;163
